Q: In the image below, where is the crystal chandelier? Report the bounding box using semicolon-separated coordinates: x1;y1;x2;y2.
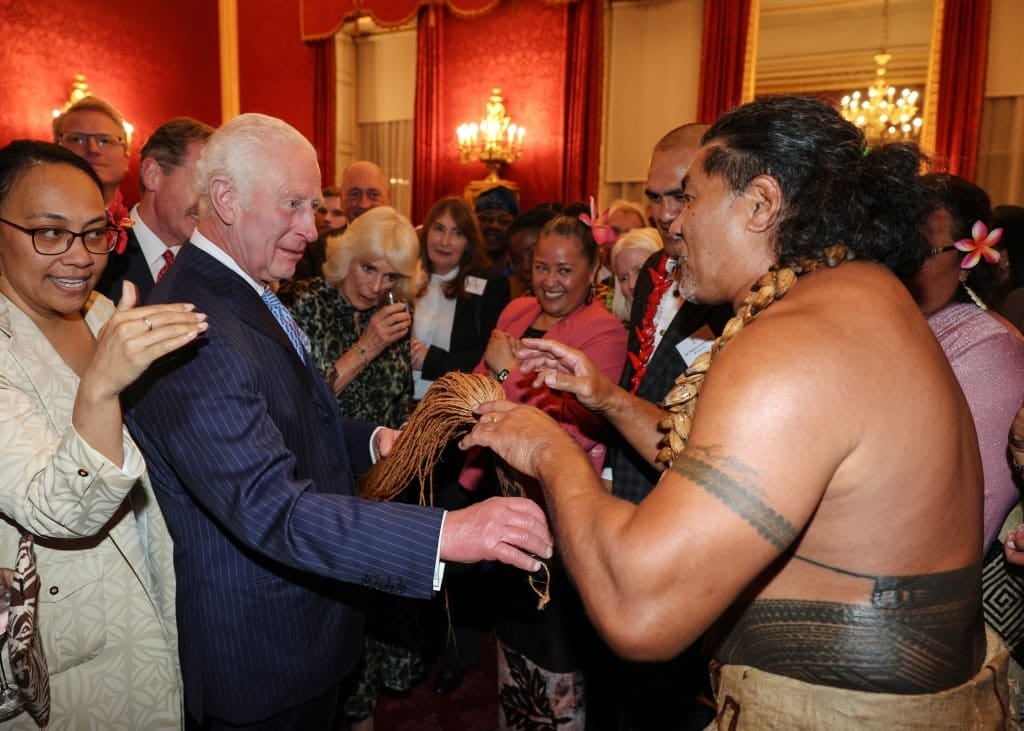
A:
839;0;921;144
456;88;525;182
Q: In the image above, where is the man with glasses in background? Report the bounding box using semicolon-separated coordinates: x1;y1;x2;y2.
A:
53;97;130;208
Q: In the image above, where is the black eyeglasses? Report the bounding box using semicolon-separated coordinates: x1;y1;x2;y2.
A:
0;217;119;255
58;132;125;149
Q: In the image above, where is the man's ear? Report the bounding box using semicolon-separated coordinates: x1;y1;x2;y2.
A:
744;174;783;234
208;176;238;226
139;157;162;194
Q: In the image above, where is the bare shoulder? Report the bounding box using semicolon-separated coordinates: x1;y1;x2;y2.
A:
685;261;981;575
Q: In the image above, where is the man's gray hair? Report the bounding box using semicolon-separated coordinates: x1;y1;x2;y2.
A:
196;113;318;218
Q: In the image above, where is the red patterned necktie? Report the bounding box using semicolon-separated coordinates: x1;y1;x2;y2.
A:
156;249;175;281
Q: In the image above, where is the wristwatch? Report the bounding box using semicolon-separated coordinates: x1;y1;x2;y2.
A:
496;368;510;383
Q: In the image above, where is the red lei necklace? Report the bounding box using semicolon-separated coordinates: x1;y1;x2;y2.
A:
628;254;676;394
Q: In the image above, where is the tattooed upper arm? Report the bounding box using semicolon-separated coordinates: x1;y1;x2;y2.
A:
669;446;800;552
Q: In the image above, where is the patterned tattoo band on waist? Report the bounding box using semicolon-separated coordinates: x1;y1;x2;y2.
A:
713;562;984;695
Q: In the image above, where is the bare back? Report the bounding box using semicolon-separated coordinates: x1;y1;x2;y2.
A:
633;261;984;692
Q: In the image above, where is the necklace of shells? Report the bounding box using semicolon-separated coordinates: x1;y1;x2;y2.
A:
657;243;854;466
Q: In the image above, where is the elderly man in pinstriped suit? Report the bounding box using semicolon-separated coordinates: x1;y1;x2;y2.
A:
123;113;552;731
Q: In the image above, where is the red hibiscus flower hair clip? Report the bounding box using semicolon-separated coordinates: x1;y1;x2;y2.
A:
954;220;1002;270
578;196;616;247
105;190;134;255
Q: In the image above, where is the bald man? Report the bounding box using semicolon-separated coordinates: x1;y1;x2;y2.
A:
340;161;390;222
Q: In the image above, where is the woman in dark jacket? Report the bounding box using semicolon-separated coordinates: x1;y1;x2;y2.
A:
411;196;510;399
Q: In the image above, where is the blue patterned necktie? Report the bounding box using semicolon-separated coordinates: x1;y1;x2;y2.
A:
260;288;310;359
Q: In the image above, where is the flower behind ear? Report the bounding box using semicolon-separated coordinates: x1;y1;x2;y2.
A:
954;220;1002;269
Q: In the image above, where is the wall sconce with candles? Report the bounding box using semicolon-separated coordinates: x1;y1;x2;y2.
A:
456;88;525;199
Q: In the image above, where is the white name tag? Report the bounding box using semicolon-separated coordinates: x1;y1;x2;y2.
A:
465;276;487;295
676;334;714;365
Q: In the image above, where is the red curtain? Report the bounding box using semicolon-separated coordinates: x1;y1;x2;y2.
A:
696;0;752;124
310;38;337;188
412;5;444;223
561;0;603;203
412;1;570;217
932;0;990;179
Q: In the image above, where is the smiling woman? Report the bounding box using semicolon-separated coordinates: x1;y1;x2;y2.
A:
459;214;627;729
0;140;207;728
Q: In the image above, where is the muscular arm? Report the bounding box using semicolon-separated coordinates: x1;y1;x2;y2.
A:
595;385;673;469
474;321;842;659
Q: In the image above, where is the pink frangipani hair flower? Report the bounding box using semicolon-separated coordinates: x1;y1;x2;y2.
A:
954;220;1002;269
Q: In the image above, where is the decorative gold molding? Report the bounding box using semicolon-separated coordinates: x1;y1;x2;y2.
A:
919;0;943;156
743;0;761;104
219;0;240;123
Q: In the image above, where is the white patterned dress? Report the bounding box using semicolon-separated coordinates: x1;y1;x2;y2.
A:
0;291;182;730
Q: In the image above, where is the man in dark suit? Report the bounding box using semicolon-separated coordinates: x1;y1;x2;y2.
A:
123;113;551;731
592;124;728;731
608;123;726;505
96;117;214;304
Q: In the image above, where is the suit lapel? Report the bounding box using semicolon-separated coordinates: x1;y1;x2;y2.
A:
638;298;702;402
178;247;312;385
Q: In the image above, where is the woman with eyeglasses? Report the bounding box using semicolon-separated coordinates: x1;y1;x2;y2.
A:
0;140;206;728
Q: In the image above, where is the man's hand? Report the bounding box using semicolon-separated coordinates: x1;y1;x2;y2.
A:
372;427;401;460
440;496;553;572
460;399;585;480
515;337;619;414
1006;523;1024;566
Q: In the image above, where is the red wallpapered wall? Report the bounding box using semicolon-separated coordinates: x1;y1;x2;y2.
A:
438;1;569;210
237;0;318;142
0;0;221;206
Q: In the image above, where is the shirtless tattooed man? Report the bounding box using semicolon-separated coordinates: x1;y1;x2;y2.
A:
463;96;1009;729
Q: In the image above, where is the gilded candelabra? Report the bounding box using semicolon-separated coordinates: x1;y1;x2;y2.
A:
456;88;525;182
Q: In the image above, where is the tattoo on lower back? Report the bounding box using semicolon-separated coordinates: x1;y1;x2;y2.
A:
670;448;797;551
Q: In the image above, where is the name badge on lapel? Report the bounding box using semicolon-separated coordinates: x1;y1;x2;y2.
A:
465;276;487;296
676;334;714;365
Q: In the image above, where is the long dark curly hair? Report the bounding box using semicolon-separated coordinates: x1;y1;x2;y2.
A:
702;95;931;278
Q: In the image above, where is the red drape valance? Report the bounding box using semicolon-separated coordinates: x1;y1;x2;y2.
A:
301;0;575;40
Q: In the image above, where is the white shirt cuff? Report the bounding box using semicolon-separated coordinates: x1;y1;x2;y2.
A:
433;510;448;591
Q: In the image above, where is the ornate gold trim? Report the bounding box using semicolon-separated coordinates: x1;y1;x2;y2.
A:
219;0;240;123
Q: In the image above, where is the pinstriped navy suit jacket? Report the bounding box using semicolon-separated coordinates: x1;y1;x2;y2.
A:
123;244;445;725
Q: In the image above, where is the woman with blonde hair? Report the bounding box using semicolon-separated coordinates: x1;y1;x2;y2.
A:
279;205;425;428
610;226;662;322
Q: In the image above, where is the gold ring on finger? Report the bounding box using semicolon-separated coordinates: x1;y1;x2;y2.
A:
144;318;153;332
